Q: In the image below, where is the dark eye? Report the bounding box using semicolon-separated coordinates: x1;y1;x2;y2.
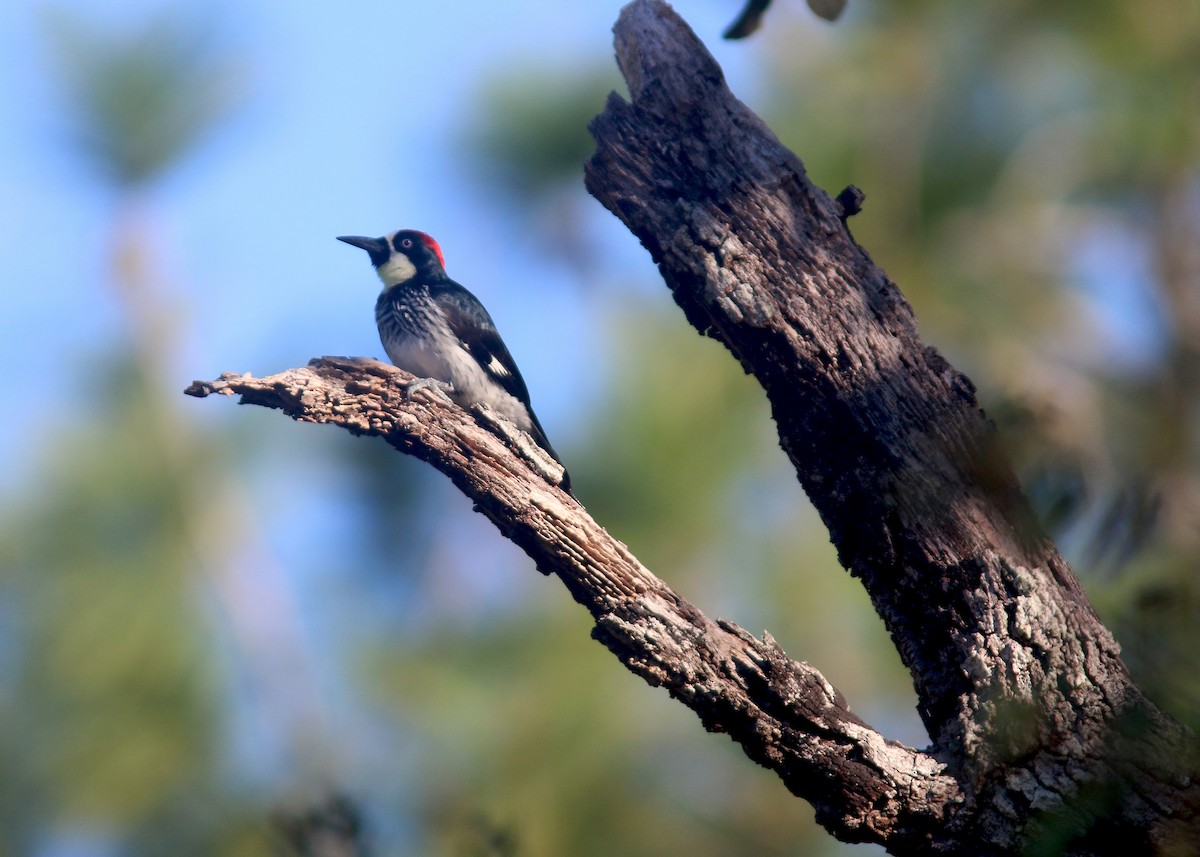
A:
401;238;413;249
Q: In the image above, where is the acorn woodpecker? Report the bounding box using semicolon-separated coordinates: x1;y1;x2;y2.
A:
338;229;572;494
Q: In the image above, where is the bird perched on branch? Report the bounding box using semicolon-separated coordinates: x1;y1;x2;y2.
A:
338;229;572;494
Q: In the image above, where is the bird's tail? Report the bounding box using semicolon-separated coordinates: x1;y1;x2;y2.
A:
527;414;573;497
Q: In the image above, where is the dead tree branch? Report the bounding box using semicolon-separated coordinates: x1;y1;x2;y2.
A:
185;358;959;849
187;1;1200;853
580;1;1200;853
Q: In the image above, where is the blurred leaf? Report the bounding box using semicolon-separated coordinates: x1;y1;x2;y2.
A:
466;67;618;201
2;357;225;847
724;0;772;38
576;303;773;569
7;1;1200;855
274;794;368;857
808;0;847;23
44;6;244;188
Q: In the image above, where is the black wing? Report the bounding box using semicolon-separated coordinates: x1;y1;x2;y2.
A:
432;280;571;491
431;280;533;406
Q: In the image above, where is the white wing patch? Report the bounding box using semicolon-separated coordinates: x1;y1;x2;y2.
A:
486;355;511;378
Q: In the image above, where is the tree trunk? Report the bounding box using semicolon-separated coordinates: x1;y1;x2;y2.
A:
187;1;1200;853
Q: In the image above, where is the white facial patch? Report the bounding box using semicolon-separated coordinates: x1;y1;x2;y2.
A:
376;254;416;286
375;237;417;286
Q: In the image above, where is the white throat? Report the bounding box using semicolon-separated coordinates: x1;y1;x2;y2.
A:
376;253;416;287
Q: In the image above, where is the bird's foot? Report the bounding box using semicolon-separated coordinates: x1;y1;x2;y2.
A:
404;376;454;405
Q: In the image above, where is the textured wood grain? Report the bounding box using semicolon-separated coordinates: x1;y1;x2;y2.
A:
582;1;1199;853
188;1;1200;852
185;357;960;847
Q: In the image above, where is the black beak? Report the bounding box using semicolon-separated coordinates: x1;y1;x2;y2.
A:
337;234;390;266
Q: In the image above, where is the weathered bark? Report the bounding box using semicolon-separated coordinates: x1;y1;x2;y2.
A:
187;1;1200;853
185;359;960;849
581;2;1200;853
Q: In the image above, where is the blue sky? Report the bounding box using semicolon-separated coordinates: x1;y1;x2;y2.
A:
1;0;1169;491
0;3;789;847
0;0;770;495
3;2;1182;853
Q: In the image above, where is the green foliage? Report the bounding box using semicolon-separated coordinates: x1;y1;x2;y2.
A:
577;305;773;568
455;1;1200;852
6;1;1199;855
466;68;620;201
44;6;244;189
1;8;260;853
367;605;855;857
759;0;1200;736
1;356;230;853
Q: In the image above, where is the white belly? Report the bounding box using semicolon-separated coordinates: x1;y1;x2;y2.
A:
384;338;533;432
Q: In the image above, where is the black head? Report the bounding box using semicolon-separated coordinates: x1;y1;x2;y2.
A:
337;229;446;285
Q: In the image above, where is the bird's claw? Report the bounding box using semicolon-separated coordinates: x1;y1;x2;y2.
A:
404;376;454;405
